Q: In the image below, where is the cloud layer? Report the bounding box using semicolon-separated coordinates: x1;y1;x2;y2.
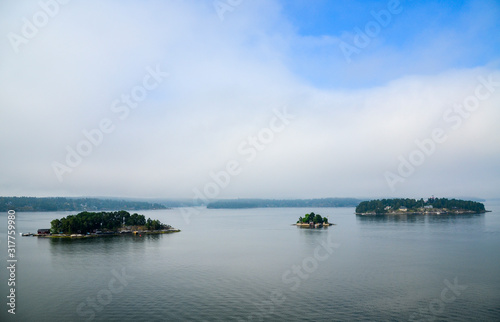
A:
1;0;499;200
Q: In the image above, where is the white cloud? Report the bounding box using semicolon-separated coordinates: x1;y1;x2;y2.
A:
0;0;499;199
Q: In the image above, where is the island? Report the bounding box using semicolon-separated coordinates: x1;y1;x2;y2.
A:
355;197;487;215
295;212;333;228
27;210;179;238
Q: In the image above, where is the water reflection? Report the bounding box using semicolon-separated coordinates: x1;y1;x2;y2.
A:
356;213;485;226
425;213;484;224
356;214;425;224
295;225;337;260
48;233;162;246
47;234;164;271
297;225;331;241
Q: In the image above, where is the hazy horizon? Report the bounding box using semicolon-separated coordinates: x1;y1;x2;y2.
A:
1;0;499;200
0;195;494;204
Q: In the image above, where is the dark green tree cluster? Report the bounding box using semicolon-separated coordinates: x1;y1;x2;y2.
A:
356;198;422;214
427;198;485;212
145;218;168;230
50;211;169;234
355;198;485;214
0;197;166;212
298;212;329;224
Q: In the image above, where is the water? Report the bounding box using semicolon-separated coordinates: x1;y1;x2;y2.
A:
1;204;500;321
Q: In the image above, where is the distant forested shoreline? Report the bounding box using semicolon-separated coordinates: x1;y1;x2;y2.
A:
207;198;364;209
0;197;166;212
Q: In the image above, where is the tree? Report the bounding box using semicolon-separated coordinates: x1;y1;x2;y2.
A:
51;211;155;234
313;214;323;224
298;212;329;225
51;219;62;234
355;198;485;213
145;218;153;230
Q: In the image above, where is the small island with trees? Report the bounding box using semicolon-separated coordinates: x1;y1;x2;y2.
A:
355;197;487;215
295;212;332;228
30;210;179;238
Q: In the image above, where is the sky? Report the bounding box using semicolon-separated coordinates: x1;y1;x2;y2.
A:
0;0;499;201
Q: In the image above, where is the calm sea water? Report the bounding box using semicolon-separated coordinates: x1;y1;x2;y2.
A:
1;203;500;321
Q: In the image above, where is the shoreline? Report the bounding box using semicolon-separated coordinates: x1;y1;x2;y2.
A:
356;210;487;216
294;223;335;228
29;229;181;238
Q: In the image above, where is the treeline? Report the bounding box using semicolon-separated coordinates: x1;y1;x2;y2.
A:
207;198;363;209
50;211;171;234
355;198;486;214
298;212;329;224
0;197;166;212
427;198;485;212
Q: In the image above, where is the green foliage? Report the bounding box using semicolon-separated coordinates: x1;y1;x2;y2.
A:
50;211;170;234
125;212;146;226
0;197;166;212
355;198;486;214
145;219;166;230
313;214;323;224
50;219;62;234
299;212;328;224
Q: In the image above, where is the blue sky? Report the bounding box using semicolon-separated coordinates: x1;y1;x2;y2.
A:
277;0;500;88
0;0;499;200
